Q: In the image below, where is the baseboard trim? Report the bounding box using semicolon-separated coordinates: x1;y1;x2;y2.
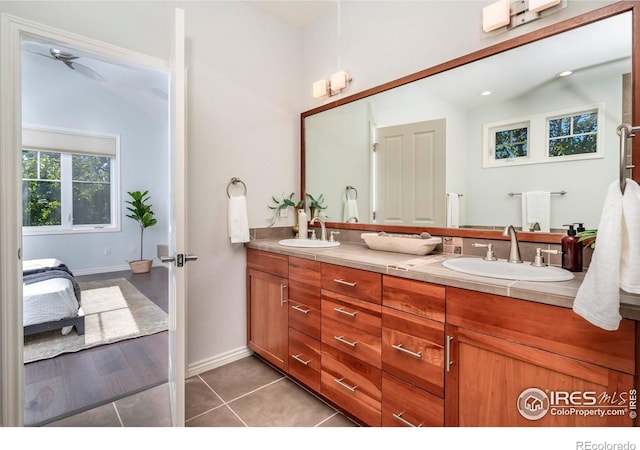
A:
72;260;164;276
187;346;252;378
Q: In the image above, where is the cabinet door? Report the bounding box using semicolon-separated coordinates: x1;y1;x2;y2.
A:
247;268;288;371
446;326;635;427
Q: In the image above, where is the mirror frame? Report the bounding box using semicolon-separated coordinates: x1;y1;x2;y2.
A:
301;1;639;244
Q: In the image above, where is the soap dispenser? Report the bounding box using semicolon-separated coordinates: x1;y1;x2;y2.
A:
561;224;582;272
298;209;308;240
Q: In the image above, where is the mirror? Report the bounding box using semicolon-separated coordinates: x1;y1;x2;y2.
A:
303;8;633;234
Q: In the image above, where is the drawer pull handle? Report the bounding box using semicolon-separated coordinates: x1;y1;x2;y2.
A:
280;284;288;306
291;305;310;314
392;344;423;359
291;354;311;366
445;335;454;372
333;307;357;317
393;412;423;428
334;335;357;347
334;377;358;392
333;278;357;287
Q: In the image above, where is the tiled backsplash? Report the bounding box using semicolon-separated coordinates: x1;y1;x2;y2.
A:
250;226;593;271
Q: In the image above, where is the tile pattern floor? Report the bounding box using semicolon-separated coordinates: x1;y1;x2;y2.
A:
45;355;357;427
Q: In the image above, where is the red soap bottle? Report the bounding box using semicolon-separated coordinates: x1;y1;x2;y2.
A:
561;224;582;272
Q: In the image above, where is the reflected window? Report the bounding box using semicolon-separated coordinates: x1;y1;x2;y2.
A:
494;124;529;160
547;109;598;157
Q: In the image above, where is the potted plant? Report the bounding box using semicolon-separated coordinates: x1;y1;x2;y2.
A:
126;190;157;273
267;192;303;227
305;193;326;219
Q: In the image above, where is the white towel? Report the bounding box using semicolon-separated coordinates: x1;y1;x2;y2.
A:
573;179;640;331
446;193;459;228
343;199;359;222
521;191;550;232
228;195;250;244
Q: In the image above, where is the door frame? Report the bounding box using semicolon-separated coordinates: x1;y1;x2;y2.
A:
0;12;177;426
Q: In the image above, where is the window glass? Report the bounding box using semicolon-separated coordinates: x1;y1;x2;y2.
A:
548;111;598;157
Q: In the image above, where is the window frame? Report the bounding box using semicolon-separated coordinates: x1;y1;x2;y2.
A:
544;105;604;162
21;124;121;236
483;119;531;168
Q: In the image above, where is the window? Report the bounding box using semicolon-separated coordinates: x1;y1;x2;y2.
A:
483;120;530;167
547;109;598;158
22;125;120;234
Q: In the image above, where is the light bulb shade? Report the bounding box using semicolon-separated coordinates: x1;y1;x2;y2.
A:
313;79;329;98
482;0;510;32
528;0;561;13
330;71;349;93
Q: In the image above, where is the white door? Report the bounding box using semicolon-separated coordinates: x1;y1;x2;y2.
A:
374;119;446;227
0;10;189;426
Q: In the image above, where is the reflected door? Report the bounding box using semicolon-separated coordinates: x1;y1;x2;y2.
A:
374;119;446;226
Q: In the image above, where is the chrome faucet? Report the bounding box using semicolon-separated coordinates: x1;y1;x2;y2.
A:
502;225;522;263
310;215;327;241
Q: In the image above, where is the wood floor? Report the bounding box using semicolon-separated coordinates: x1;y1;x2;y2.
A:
24;266;169;427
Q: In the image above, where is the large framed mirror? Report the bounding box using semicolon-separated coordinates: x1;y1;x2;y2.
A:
302;2;639;243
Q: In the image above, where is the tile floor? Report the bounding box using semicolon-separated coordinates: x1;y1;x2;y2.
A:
44;355;357;427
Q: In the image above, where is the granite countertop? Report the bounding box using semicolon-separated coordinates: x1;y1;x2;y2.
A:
246;238;640;322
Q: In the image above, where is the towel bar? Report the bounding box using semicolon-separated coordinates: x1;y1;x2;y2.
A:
616;123;639;194
226;177;247;198
508;191;566;196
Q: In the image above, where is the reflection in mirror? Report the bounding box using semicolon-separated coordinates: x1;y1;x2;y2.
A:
304;11;631;232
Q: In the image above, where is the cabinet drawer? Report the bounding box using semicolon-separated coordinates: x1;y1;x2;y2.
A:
288;328;321;393
447;287;636;375
382;307;445;397
322;316;381;368
247;249;288;278
321;289;381;335
288;280;320;339
289;257;320;287
321;345;381;426
382;372;444;427
383;275;445;322
321;264;381;304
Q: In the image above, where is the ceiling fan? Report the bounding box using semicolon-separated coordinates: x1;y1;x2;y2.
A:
28;47;106;82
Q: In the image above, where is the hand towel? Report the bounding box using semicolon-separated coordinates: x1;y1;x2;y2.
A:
343;199;359;222
228;195;250;244
446;193;459;228
621;179;640;293
573;180;626;331
521;191;550;232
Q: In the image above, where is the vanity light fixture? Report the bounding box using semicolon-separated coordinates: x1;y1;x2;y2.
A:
482;0;565;33
312;71;352;99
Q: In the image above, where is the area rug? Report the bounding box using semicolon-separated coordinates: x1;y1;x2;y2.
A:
24;278;168;363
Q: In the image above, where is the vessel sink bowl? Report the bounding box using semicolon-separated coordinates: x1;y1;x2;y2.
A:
278;238;340;248
442;257;574;282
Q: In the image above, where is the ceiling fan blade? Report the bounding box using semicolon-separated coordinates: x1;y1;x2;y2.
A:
25;49;56;60
70;62;106;82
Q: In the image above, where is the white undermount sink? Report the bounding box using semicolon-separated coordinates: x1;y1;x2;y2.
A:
442;257;574;282
278;238;340;248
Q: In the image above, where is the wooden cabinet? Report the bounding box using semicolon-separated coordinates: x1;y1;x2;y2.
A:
320;263;382;426
287;257;322;392
445;287;636;427
381;275;446;426
247;249;289;371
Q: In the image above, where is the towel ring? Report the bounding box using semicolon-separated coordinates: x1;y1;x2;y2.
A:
226;177;247;198
346;185;358;200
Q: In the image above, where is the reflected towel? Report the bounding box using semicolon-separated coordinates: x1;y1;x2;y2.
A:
228;195;250;244
446;193;459;228
521;191;550;232
343;199;359;222
573;179;640;331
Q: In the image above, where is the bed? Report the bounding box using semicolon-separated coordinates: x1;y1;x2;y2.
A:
23;258;85;336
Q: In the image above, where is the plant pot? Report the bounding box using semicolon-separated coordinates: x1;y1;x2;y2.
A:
129;259;153;274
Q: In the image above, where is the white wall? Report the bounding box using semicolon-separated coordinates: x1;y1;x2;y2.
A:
21;47;169;273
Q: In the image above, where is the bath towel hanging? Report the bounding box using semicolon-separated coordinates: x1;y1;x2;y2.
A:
521;191;550;232
227;178;250;244
446;193;460;228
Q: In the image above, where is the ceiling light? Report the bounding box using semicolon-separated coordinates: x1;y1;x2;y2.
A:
481;91;492;96
558;70;573;77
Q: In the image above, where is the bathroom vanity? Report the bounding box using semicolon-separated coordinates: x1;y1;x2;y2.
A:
246;239;639;427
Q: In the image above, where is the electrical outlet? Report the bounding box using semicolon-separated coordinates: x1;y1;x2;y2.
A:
279;208;288;218
104;247;111;256
131;245;137;254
